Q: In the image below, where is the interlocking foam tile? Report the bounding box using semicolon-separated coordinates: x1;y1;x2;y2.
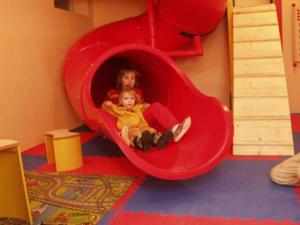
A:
22;143;46;156
22;155;47;171
82;136;124;157
291;114;300;132
35;156;144;177
294;187;300;201
293;133;300;153
122;159;300;221
109;211;300;225
80;132;99;143
97;210;117;225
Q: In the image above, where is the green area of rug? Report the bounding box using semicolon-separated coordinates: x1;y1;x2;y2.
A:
0;217;28;225
25;172;135;225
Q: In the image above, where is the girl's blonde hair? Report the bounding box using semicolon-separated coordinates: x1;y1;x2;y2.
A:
116;66;140;90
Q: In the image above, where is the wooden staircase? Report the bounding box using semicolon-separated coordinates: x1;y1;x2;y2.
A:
232;4;294;155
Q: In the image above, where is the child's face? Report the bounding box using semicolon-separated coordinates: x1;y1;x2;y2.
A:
120;92;136;109
121;72;136;89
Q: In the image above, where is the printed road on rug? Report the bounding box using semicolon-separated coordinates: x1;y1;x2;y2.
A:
25;171;135;225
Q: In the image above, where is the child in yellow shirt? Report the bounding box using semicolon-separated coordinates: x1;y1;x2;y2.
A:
102;88;173;151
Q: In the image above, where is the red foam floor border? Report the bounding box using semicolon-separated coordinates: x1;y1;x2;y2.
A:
291;114;300;132
34;156;145;177
109;211;300;225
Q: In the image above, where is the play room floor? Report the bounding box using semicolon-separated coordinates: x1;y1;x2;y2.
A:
22;114;300;225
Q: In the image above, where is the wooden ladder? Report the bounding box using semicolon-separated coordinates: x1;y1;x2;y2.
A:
232;4;294;155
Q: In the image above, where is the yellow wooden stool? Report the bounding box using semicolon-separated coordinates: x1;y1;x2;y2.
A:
0;139;32;224
44;129;83;172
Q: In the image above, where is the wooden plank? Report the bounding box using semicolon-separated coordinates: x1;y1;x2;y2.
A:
233;4;275;14
233;97;291;118
0;139;19;151
233;145;294;156
234;57;285;76
234;1;273;9
234;25;280;42
234;41;282;59
234;73;285;78
233;11;277;27
234;76;288;97
233;120;294;146
234;115;290;120
227;0;234;110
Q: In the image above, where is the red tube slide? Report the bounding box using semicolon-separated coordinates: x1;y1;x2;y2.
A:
63;0;233;180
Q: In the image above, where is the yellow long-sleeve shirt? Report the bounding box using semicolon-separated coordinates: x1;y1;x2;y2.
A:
101;103;149;130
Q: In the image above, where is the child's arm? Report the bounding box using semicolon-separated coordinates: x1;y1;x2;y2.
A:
104;89;119;104
102;102;128;118
135;88;144;104
142;103;150;112
137;103;150;113
103;100;113;107
101;101;118;116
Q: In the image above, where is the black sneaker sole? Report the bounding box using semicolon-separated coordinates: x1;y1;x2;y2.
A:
142;130;153;151
157;130;173;149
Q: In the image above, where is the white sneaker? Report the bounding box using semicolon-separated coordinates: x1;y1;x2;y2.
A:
121;126;130;146
171;117;191;142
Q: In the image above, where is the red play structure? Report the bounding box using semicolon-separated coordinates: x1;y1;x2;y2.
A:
63;0;233;180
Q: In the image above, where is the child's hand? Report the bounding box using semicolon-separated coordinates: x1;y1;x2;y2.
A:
104;101;113;106
144;103;150;109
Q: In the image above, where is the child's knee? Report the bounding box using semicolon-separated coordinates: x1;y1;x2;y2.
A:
149;102;163;110
297;165;300;179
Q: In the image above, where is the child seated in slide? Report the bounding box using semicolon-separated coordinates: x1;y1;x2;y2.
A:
102;88;173;151
103;66;191;143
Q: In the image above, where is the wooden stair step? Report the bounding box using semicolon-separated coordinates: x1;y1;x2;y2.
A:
233;145;294;156
234;115;291;120
234;25;280;42
234;57;285;75
233;97;291;118
233;125;293;151
234;11;277;27
234;41;282;59
233;4;276;14
234;72;285;78
233;119;293;146
234;76;289;97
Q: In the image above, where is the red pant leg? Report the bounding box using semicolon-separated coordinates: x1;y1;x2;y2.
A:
143;102;178;131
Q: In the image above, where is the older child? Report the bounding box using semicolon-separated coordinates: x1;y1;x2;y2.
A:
102;88;173;151
103;66;191;143
270;153;300;186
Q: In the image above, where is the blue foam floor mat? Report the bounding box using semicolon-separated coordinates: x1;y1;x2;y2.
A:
122;159;300;221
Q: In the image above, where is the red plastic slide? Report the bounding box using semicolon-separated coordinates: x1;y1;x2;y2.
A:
63;0;233;180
